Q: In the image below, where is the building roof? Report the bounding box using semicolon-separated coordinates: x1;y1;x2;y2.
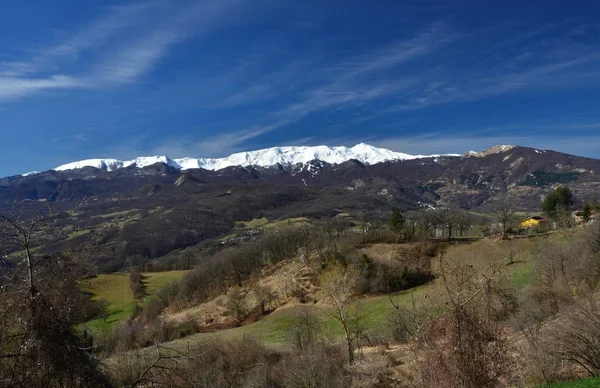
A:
521;216;549;222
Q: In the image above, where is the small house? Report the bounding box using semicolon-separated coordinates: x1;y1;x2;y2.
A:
572;211;585;224
573;209;597;224
520;216;549;229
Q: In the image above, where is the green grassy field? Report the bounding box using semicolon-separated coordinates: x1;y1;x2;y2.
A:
80;270;187;334
541;377;600;387
263;217;310;229
68;229;91;239
236;217;310;230
92;209;141;219
164;285;430;351
219;217;312;242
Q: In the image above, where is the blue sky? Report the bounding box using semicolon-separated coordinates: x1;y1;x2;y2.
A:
1;0;600;176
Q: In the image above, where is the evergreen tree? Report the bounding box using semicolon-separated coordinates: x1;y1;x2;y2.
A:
129;266;146;300
389;208;405;234
542;186;574;219
582;202;593;223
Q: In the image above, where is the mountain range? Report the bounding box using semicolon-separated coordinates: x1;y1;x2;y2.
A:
45;143;455;175
2;142;600;268
4;143;599;212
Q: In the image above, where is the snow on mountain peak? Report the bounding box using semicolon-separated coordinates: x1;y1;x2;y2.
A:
54;158;124;172
49;143;454;174
465;145;517;158
122;156;180;169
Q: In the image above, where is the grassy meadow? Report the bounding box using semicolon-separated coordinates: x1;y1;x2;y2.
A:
80;270;187;334
541;377;600;387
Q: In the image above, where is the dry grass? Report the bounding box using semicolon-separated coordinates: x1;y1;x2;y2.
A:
163;238;541;349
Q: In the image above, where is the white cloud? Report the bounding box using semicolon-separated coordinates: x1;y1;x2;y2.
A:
0;0;245;101
0;75;85;101
40;2;162;62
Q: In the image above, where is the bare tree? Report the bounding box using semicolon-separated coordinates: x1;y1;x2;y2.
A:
0;207;111;387
455;210;472;237
552;298;600;376
291;307;324;352
496;202;516;236
253;284;274;316
415;256;514;388
357;211;369;244
404;210;419;240
226;287;247;325
182;249;195;270
319;262;360;364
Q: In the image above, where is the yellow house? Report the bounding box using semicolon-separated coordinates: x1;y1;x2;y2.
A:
520;216;549;229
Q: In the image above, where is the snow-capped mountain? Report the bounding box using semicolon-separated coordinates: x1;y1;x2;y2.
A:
21;171;41;177
54;156;181;172
50;143;454;174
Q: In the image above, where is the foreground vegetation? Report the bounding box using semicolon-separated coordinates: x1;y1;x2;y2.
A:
2;190;600;387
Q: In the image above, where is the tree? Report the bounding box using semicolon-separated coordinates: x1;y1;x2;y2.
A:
319;263;360;364
455;210;472;237
0;207;111;387
444;209;456;238
582;202;594;223
357;211;369;244
332;217;349;239
404;211;419;240
416;256;514;388
253;284;274;316
553;299;600;376
129;266;146;301
226;288;247;326
182;249;195;270
542;186;574;219
496;202;516;236
389;208;405;235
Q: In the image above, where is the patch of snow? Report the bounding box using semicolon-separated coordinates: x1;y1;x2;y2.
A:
123;156;181;169
465;145;516;158
21;171;41;177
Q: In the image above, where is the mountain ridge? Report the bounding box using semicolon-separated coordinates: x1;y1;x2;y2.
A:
39;143;459;176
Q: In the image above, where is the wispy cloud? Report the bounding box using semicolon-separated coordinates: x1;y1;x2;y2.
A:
202;20;600;149
144;19;600;156
152;120;291;158
0;75;85;100
90;0;244;84
0;0;244;101
4;4;600;164
207;23;457;139
40;2;161;62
